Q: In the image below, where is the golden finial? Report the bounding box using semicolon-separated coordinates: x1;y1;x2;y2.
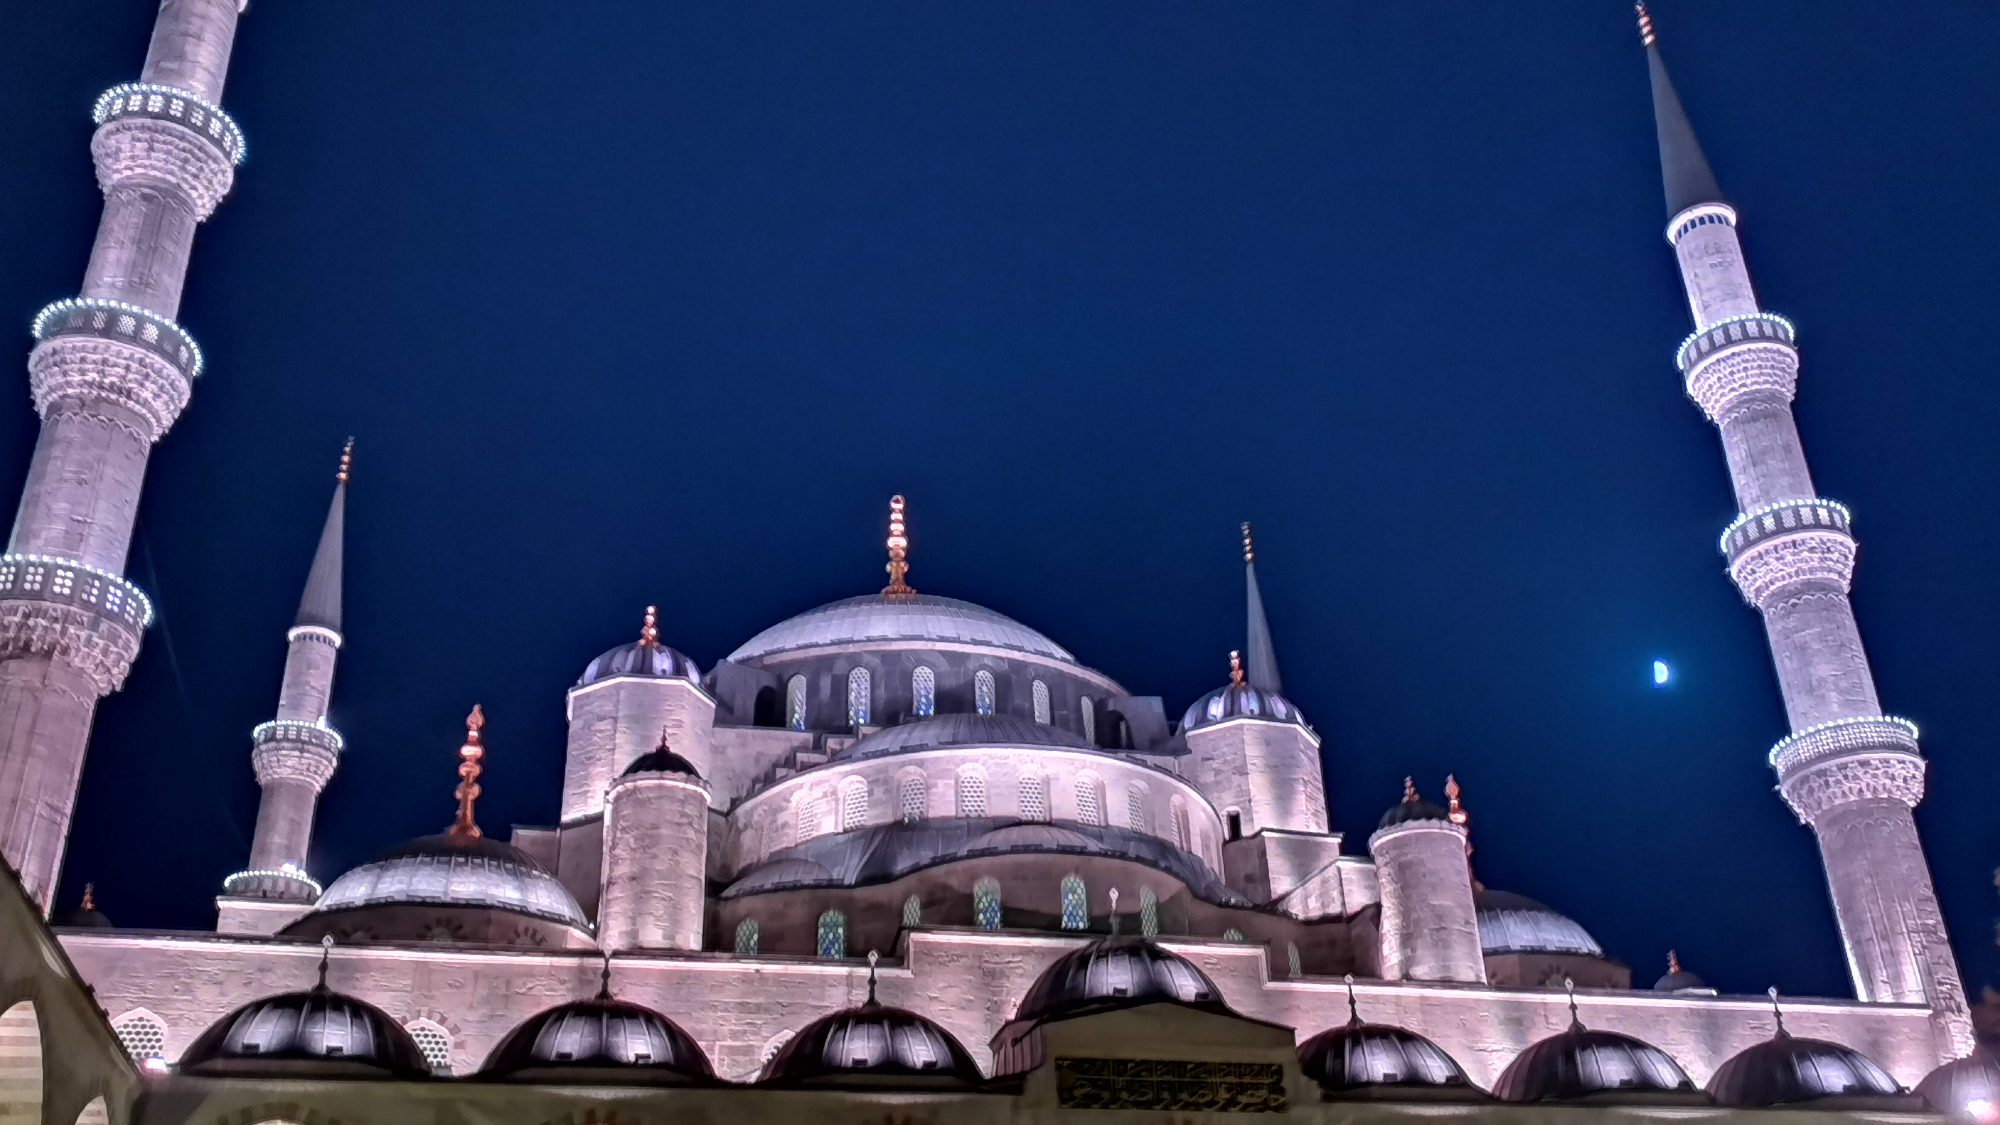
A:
1401;776;1417;804
336;438;354;484
1635;3;1656;48
79;883;95;912
450;704;485;838
639;605;659;647
1241;522;1255;564
1228;650;1244;686
1445;774;1467;826
882;495;915;597
1667;949;1682;975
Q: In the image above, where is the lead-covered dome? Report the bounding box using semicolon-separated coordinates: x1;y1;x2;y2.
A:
180;981;430;1079
1476;891;1604;957
306;833;590;929
1490;1024;1695;1102
1707;1032;1902;1107
1917;1048;2000;1119
1183;682;1306;732
760;1001;984;1086
578;641;700;687
1299;1020;1472;1093
1015;936;1222;1023
837;713;1094;760
481;997;711;1081
729;594;1073;663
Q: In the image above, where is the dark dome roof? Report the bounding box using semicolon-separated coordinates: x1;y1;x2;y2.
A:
1298;1021;1472;1092
578;640;701;688
1917;1048;2000;1119
621;746;701;778
838;713;1094;760
1182;683;1307;732
1652;970;1708;992
305;832;589;929
1708;1033;1902;1106
1490;1026;1695;1102
53;906;112;929
1015;936;1223;1024
481;997;712;1081
180;985;430;1079
1475;890;1605;957
760;1002;984;1086
1377;796;1450;831
729;593;1073;663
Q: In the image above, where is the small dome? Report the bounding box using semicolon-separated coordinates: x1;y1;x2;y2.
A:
1299;1021;1472;1092
838;713;1094;760
760;1002;984;1086
1917;1048;2000;1120
306;833;590;929
1708;1033;1902;1107
1182;683;1306;732
1652;969;1707;992
1015;936;1222;1024
481;997;711;1081
622;746;701;778
578;639;701;688
1475;890;1604;957
1491;1025;1695;1102
180;984;430;1079
1377;795;1451;831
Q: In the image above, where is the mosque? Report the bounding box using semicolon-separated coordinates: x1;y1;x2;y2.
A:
1;2;1997;1123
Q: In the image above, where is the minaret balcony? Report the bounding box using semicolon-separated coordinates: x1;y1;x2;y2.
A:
1768;714;1921;775
251;719;346;756
250;721;343;791
0;554;150;694
32;298;202;380
1676;312;1796;374
1679;313;1799;420
1720;498;1852;563
1771;717;1926;824
221;864;323;902
92;83;244;166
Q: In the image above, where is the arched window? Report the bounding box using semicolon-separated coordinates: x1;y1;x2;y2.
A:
1127;786;1148;833
735;918;760;954
1075;776;1103;826
956;769;987;818
974;877;1003;930
786;675;807;732
899;774;927;822
1060;875;1088;931
1223;927;1246;943
1032;679;1051;724
110;1009;165;1065
974;670;996;716
1139;886;1159;937
912;666;935;717
403;1019;453;1075
796;792;822;844
1080;696;1096;744
902;895;922;927
1287;942;1304;978
1171;801;1192;851
846;667;871;727
816;910;847;958
840;779;868;831
1018;774;1047;821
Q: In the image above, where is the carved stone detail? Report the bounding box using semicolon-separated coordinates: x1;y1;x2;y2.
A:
28;335;192;443
1685;341;1798;423
1779;751;1926;825
1728;527;1855;608
91;117;236;219
0;600;142;696
251;739;339;791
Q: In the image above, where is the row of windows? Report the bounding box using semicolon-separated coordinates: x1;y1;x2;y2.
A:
783;668;1091;732
798;773;1197;844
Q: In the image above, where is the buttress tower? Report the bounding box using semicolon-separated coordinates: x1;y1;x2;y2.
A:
0;0;248;911
1638;7;1971;1054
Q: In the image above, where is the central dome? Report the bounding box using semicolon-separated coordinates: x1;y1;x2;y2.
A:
728;594;1073;663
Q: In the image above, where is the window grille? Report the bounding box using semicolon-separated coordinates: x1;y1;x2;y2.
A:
816;910;847;958
1139;886;1159;937
1032;679;1050;724
956;771;987;818
1223;928;1246;943
1080;696;1095;743
1060;875;1088;931
974;670;995;716
111;1011;166;1063
405;1021;453;1075
1287;942;1304;978
912;666;935;717
1075;778;1102;826
1018;774;1047;821
786;676;807;731
902;895;922;927
974;877;1003;930
1127;787;1148;833
796;792;821;843
846;667;871;727
840;781;868;831
899;775;927;821
735;919;760;954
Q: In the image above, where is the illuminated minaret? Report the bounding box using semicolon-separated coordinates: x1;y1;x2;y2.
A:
0;0;247;911
217;444;350;936
1638;5;1971;1053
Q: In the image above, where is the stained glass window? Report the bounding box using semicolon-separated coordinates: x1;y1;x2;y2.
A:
1060;875;1088;931
1287;942;1303;978
1127;787;1148;833
840;780;868;831
899;775;927;821
735;918;760;954
846;667;871;727
1223;928;1245;943
957;770;986;817
974;670;996;716
903;895;922;927
1032;679;1051;724
786;675;807;731
974;877;1003;930
1080;696;1095;744
912;666;935;717
1139;886;1159;937
1075;778;1102;826
1019;774;1047;821
816;910;846;958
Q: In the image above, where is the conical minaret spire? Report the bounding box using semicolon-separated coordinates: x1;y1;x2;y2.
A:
1636;9;1972;1055
1241;523;1282;694
220;445;352;930
0;0;249;913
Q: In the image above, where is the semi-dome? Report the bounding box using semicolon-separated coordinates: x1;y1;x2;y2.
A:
1708;1032;1902;1107
180;978;430;1079
1182;682;1306;732
481;996;712;1081
1490;1024;1695;1102
1917;1048;2000;1120
728;593;1073;664
1476;890;1604;957
838;713;1094;760
306;833;590;929
1014;936;1222;1023
760;1000;984;1086
1298;1018;1472;1093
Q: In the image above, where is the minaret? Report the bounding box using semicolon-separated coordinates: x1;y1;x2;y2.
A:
0;0;247;912
1242;523;1282;695
1637;6;1971;1054
217;444;349;935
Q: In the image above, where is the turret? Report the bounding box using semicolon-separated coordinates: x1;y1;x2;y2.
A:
563;606;716;820
1368;779;1484;984
0;0;247;912
217;443;350;935
599;733;710;951
1636;4;1970;1054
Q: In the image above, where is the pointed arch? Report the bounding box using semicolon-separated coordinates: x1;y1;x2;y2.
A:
72;1097;108;1125
0;1002;41;1125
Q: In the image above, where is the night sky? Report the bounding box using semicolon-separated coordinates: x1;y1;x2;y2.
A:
3;2;1998;1000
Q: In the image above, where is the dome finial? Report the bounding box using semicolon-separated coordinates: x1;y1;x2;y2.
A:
1767;986;1788;1037
1634;2;1656;48
1564;976;1582;1031
1241;521;1254;563
639;605;659;647
316;934;334;990
1667;949;1681;975
882;495;915;597
78;882;95;912
1343;972;1361;1028
336;437;354;484
1228;650;1244;686
1108;887;1120;934
450;705;485;838
866;949;881;1006
1444;773;1483;889
1402;776;1418;804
